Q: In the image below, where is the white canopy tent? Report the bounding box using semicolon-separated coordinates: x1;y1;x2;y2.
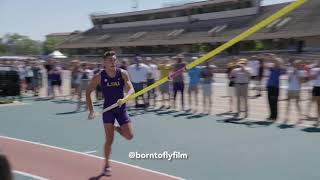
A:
0;56;37;61
48;50;67;59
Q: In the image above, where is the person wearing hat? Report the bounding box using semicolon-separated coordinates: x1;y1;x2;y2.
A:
230;58;252;118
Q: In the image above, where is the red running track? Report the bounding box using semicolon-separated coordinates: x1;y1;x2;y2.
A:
0;136;183;180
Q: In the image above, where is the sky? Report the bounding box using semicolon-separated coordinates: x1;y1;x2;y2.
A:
0;0;294;41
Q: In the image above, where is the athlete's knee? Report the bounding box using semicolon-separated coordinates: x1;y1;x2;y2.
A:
124;133;134;140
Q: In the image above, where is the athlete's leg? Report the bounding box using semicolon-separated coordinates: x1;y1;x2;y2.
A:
103;124;115;168
115;122;134;140
114;107;134;140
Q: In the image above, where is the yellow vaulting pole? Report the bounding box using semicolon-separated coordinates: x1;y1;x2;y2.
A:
103;0;307;112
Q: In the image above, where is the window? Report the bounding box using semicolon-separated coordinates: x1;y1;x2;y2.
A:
97;34;110;41
208;24;228;36
168;29;184;37
275;17;292;28
266;19;282;29
129;32;147;40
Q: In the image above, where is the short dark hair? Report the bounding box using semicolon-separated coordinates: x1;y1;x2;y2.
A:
0;152;13;180
103;51;116;58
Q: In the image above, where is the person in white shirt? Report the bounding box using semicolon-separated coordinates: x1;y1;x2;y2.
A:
25;63;34;92
310;60;320;127
145;57;159;107
248;56;261;97
128;57;150;107
304;62;317;117
284;61;306;124
230;59;252;118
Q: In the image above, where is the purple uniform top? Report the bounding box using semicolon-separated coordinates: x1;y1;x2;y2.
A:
100;68;130;125
100;68;125;108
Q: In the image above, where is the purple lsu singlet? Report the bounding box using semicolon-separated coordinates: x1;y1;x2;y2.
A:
100;68;125;108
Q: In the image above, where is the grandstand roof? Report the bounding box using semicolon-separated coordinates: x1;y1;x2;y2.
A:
90;0;258;20
58;0;320;49
46;32;72;37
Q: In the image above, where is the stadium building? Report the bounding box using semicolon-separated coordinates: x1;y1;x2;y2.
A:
57;0;320;56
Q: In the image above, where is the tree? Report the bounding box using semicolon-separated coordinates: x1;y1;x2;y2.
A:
3;33;42;55
0;37;7;55
43;36;65;54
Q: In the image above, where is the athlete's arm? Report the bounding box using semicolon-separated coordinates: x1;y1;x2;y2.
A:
86;74;101;114
121;70;135;100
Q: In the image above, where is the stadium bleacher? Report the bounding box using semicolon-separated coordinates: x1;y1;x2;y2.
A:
57;0;320;60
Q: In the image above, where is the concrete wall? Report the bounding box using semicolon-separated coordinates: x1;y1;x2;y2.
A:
304;36;320;49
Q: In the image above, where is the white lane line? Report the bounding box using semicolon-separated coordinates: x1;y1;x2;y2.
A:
13;170;49;180
83;150;97;154
0;135;184;180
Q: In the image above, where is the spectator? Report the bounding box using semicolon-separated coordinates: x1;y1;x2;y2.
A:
284;60;305;124
44;59;54;97
119;58;129;70
248;56;262;97
77;63;91;111
230;59;252;118
51;65;63;99
201;61;215;114
256;56;265;97
25;62;34;93
187;57;202;113
31;61;42;96
17;62;26;93
128;56;150;108
310;60;320;127
305;61;317;117
145;57;159;107
264;54;286;121
172;55;186;111
227;61;236;112
158;58;172;109
70;60;82;101
93;63;103;101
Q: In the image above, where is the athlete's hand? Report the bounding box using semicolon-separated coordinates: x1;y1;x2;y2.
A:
117;99;125;107
88;111;96;120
